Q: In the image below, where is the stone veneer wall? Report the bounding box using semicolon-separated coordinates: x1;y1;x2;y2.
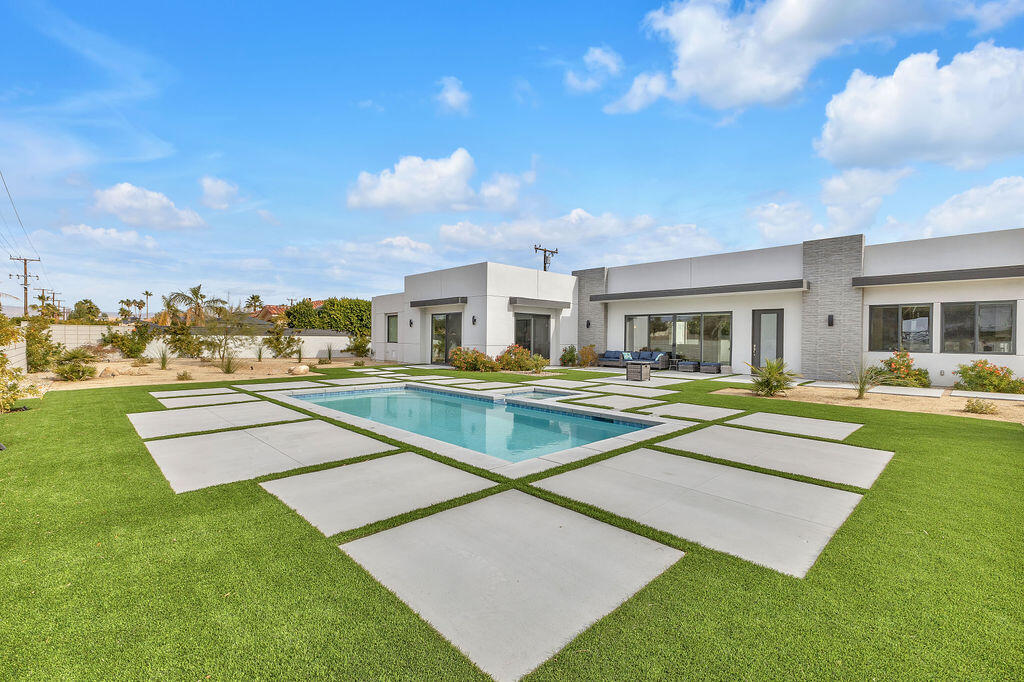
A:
800;235;865;380
572;267;608;354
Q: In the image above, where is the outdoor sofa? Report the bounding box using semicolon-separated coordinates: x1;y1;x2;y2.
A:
595;350;670;369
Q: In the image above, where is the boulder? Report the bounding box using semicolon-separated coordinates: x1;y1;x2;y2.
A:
288;364;310;375
98;367;118;378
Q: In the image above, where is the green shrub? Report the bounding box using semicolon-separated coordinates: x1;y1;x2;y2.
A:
529;353;548;373
176;370;193;381
449;347;498;372
53;360;96;381
560;345;578;367
876;350;931;387
220;354;240;374
156;345;171;369
854;365;884;399
578;344;597;368
100;324;157;359
317;298;371;335
964;398;998;414
953;359;1024;394
284;299;320;328
264;323;301;358
495;344;533;371
748;358;798;397
1;314;39;412
345;333;371;358
353;359;365;367
165;321;209;358
25;317;65;371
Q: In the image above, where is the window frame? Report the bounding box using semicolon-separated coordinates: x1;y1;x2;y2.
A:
385;313;398;343
941;300;1017;355
621;311;732;364
868;303;934;353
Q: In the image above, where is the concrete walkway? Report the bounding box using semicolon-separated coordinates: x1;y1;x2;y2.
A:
128;401;306;439
726;412;863;440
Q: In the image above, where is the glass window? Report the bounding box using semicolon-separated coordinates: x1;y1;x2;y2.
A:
942;303;975;353
674;314;701;361
624;315;648;352
648;315;673;352
868;306;899;352
701;313;731;363
978;302;1014;353
900;305;931;353
386;314;398;343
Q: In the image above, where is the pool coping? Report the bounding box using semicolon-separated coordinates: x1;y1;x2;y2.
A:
266;382;683;478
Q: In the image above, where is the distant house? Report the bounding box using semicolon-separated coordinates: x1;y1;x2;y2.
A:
253;300;326;322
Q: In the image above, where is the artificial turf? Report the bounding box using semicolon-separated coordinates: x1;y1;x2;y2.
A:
1;367;1021;679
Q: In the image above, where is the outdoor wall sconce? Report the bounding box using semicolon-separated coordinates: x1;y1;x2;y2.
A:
472;315;477;325
586;320;591;328
409;319;414;327
827;314;834;327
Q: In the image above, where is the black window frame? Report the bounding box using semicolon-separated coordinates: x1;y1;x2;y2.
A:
941;300;1016;355
385;314;398;343
868;303;933;353
621;311;732;364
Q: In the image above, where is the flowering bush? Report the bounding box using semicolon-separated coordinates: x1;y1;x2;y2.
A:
495;344;534;371
529;353;548;373
953;359;1024;394
876;350;931;387
578;344;598;367
559;345;577;367
448;346;498;372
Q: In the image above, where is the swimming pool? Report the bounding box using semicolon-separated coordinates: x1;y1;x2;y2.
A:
292;385;649;463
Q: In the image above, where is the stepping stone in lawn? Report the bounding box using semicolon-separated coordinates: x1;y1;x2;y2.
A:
660;425;892;488
466;381;521;390
261;452;493;535
643;402;743;421
950;389;1024;402
232;380;330;392
572;394;665;411
399;374;457;381
348;368;384;373
597;376;690;387
149;387;237;398
419;377;482;385
341;490;682;682
726;413;863;440
144;420;391;493
156;393;260;409
711;374;756;384
322;377;399;386
804;381;857;390
529;378;602;389
867;385;945;398
536;449;861;578
586;384;677;399
127;401;305;439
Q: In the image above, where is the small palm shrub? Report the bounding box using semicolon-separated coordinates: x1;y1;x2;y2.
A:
748;359;798;397
176;370;193;381
854;365;884;399
220;354;240;374
496;344;533;371
449;347;498;371
954;359;1024;394
964;398;998;414
560;345;578;367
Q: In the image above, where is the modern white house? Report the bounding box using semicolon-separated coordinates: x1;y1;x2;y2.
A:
371;228;1023;384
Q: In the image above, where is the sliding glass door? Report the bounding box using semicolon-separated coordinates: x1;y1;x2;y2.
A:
430;313;462;364
514;314;551;359
622;312;732;364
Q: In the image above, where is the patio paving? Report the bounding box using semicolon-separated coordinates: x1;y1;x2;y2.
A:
536;448;861;578
143;420;389;492
149;387;237;398
597;376;691;387
642;402;743;421
530;378;603;389
659;425;893;488
260;452;493;535
232;380;330;391
950;389;1024;401
419;377;482;385
572;394;665;411
156;393;260;409
341;490;683;682
710;374;756;383
867;385;945;398
466;381;521;390
322;377;399;386
586;384;677;399
727;413;863;440
127;401;306;439
805;381;857;390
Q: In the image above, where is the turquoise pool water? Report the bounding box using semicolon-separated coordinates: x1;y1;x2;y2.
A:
295;386;648;462
505;388;571;400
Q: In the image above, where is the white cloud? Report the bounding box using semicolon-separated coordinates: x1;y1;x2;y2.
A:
604;72;670;114
750;201;823;243
94;182;205;229
256;209;279;224
821;167;912;233
347;148;532;212
60;223;157;249
920;176;1024;236
817;42;1024;169
436;76;471;114
565;46;624;93
199;176;239;210
959;0;1024;32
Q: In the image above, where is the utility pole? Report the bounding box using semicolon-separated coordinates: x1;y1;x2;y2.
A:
286;297;297;306
9;256;40;315
534;244;558;272
34;287;52;317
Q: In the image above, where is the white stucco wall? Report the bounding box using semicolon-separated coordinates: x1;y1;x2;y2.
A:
863;228;1024;275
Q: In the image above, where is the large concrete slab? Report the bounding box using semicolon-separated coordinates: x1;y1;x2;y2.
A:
711;374;756;384
233;380;330;392
536;449;861;578
805;381;857;390
597;376;690;387
143;420;388;492
572;394;665;411
149;387;237;398
127;401;306;439
341;490;682;681
643;402;743;421
660;425;892;488
586;383;677;399
322;376;399;386
867;385;945;398
156;393;260;409
261;452;493;535
419;377;482;385
530;378;603;389
950;389;1024;402
466;381;521;390
727;413;863;440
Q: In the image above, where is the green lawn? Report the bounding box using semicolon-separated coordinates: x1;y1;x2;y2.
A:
2;366;1022;679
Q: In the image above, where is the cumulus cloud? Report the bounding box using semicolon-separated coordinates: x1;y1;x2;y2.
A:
199;176;239;210
817;42;1024;169
565;46;623;93
960;0;1024;32
94;182;204;229
821;167;913;233
920;176;1024;236
347;148;533;212
60;223;157;249
436;76;471;114
604;73;669;114
750;201;823;243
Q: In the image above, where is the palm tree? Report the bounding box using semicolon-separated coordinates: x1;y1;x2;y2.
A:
245;294;263;313
167;285;227;325
153;295;181;326
134;299;145;319
118;298;134;320
143;290;153;319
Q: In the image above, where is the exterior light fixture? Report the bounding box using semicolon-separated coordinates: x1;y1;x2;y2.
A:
586;320;591;328
472;315;477;325
827;314;834;327
409;319;413;327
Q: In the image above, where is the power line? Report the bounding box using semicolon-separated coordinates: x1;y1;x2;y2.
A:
0;167;41;261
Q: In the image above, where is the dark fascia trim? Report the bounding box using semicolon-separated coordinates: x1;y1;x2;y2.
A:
409;296;468;308
589;278;808;302
508;296;572;309
853;264;1024;287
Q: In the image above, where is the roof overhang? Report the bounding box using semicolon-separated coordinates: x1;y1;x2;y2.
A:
508;296;571;309
590;278;809;303
853;264;1024;287
409;296;468;308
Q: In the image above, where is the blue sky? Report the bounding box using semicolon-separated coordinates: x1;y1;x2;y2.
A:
1;0;1023;311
